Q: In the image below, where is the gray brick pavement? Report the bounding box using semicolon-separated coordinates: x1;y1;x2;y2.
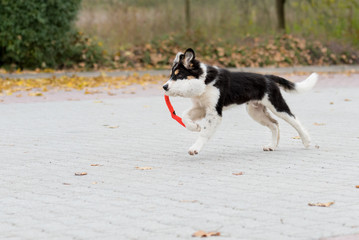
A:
1;76;359;240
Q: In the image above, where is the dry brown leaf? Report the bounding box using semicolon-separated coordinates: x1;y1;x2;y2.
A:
135;166;152;170
107;125;119;129
232;172;244;176
308;201;334;207
314;122;326;126
63;183;71;185
344;99;351;102
90;164;102;166
75;172;87;176
356;185;359;188
192;230;220;238
329;102;334;105
292;136;301;139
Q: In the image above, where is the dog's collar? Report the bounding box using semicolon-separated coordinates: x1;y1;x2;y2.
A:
164;95;186;128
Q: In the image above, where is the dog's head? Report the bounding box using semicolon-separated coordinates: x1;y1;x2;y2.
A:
163;48;206;97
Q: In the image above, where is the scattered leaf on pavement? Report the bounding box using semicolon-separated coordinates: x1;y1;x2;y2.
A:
232;172;244;176
308;201;334;207
75;172;88;176
292;136;301;139
315;145;320;149
356;185;359;188
63;183;71;185
107;125;119;129
135;166;152;170
91;164;102;166
329;102;334;105
314;122;326;126
344;99;351;102
192;230;220;237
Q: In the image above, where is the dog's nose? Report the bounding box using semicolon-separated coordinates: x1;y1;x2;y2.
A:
163;84;169;91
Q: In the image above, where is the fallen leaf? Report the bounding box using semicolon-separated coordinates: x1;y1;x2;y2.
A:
329;102;334;105
28;92;43;96
344;99;351;102
75;172;87;176
107;125;119;129
94;100;103;103
356;185;359;188
63;183;71;185
315;145;320;149
92;182;98;184
314;122;325;126
135;166;152;170
292;136;301;139
90;164;102;166
192;230;220;237
308;201;334;207
232;172;244;176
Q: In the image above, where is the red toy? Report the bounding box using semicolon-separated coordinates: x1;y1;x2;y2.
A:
164;95;186;128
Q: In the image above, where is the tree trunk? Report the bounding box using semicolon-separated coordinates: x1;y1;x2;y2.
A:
276;0;286;31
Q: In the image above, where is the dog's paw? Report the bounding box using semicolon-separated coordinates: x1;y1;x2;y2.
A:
188;145;201;155
302;139;311;148
186;122;201;132
263;145;275;151
188;149;199;155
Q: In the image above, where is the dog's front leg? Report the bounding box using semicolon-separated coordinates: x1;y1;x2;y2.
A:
182;107;205;132
188;110;222;155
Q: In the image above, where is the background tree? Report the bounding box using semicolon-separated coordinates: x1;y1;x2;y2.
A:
276;0;286;31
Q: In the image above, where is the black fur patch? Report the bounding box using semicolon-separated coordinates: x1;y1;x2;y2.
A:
204;66;219;84
209;70;294;117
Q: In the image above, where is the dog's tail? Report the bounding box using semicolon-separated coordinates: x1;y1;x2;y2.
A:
266;73;318;93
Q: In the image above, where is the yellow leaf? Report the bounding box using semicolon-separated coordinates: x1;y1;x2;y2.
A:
308;201;334;207
135;166;152;170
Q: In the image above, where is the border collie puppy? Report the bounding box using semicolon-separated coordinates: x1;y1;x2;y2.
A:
163;48;318;155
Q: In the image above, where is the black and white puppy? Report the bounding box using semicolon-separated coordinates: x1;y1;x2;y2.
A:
163;48;318;155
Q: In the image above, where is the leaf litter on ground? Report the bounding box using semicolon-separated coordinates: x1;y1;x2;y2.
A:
0;73;167;97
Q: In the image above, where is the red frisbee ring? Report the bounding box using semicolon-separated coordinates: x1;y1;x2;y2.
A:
164;95;186;128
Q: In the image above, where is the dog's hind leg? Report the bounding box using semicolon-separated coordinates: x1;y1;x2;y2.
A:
182;107;206;132
188;110;222;155
261;93;311;148
246;102;280;151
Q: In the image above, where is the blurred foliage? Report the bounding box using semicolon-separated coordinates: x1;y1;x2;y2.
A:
78;0;359;50
110;34;359;69
0;0;107;70
1;0;359;71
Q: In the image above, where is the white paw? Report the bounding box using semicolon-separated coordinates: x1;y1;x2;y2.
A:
186;122;201;132
302;137;311;148
188;144;201;155
263;145;275;151
188;149;199;155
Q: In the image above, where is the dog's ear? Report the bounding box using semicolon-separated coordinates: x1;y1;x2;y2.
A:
183;48;195;68
173;52;184;66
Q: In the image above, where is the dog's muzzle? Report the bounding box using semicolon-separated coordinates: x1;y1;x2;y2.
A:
163;83;169;91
